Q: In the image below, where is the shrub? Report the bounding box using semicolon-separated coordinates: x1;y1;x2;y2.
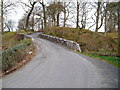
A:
1;39;33;72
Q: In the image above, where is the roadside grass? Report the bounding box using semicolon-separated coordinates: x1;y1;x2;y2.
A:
17;30;33;34
81;52;120;69
2;32;20;50
99;32;118;39
1;38;34;73
2;31;34;50
106;33;118;39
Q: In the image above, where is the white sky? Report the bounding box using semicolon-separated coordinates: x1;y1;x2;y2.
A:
7;0;28;30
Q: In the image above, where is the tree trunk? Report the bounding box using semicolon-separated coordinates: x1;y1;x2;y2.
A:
32;13;34;32
1;0;4;33
53;15;56;27
63;2;66;27
5;23;11;32
108;13;112;32
113;14;116;32
26;2;36;31
40;0;46;30
43;4;46;30
104;5;107;35
41;19;44;30
57;12;60;26
7;25;11;32
98;15;104;30
84;12;87;28
76;1;79;28
62;2;66;37
95;2;101;32
118;1;120;33
81;3;87;29
118;1;120;59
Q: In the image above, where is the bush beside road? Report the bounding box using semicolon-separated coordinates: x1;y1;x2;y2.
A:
1;32;35;77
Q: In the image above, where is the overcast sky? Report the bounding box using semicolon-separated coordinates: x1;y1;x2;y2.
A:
7;0;27;30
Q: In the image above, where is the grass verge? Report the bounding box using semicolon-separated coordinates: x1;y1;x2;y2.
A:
2;32;28;50
1;38;35;76
81;52;120;69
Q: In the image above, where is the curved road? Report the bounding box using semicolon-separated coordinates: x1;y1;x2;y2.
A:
2;33;118;88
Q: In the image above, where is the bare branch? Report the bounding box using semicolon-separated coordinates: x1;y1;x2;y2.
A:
20;2;32;8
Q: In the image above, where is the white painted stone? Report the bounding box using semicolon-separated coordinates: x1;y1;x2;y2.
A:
29;51;32;54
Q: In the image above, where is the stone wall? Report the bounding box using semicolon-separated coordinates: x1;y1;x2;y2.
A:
38;33;81;52
23;34;34;41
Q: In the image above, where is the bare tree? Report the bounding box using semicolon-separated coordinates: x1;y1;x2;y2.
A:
87;1;104;32
5;20;14;32
95;1;101;32
47;1;64;27
63;2;66;27
39;0;46;30
0;0;17;33
80;2;88;29
106;2;118;33
63;2;71;27
118;1;120;33
1;0;3;33
25;1;37;31
103;2;107;35
75;0;91;29
76;0;80;28
17;14;27;30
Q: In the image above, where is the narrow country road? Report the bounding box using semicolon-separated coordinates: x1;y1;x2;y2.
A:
2;33;118;88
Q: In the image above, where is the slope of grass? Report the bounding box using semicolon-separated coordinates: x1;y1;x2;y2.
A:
83;53;120;69
17;30;33;34
2;32;24;50
44;27;118;56
2;31;34;50
107;33;118;39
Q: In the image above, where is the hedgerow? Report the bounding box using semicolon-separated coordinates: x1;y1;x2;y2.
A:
1;39;33;73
